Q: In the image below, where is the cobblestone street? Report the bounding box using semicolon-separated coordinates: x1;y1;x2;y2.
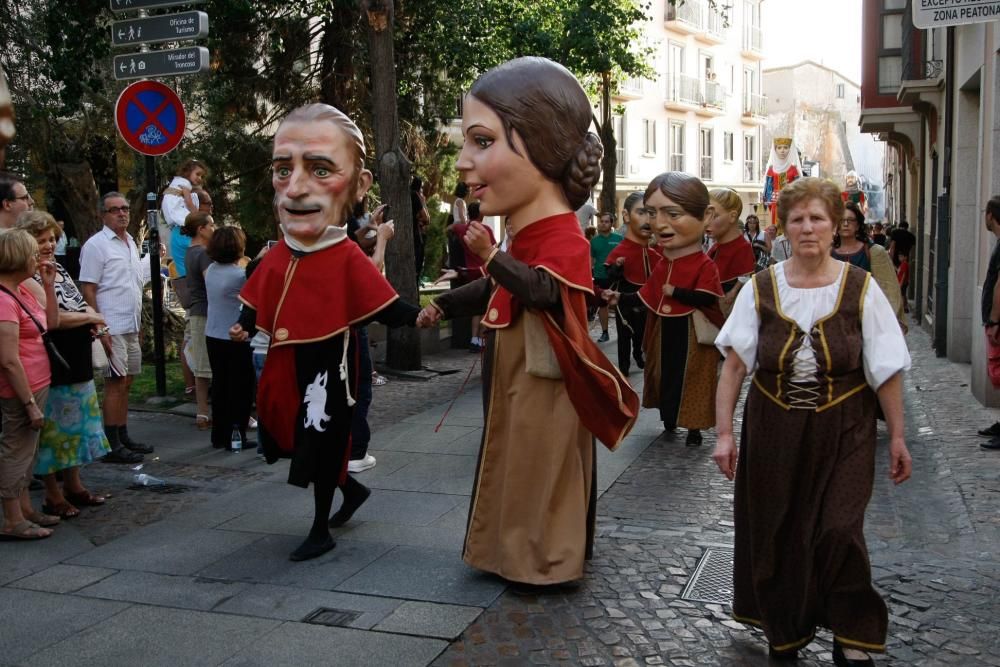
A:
1;326;998;666
437;326;1000;666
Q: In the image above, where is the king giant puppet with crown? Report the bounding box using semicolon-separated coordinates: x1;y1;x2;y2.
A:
762;137;801;228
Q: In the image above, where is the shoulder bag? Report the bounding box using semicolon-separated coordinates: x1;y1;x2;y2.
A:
0;284;71;376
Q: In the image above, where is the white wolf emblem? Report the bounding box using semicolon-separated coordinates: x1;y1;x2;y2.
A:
303;371;331;432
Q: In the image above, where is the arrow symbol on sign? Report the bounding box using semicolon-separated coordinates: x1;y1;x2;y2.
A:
119;62;127;72
118;30;125;39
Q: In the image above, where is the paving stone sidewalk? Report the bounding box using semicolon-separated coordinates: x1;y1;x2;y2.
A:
0;342;660;666
436;326;1000;667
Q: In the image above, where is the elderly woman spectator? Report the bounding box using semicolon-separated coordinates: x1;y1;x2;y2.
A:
0;228;60;539
712;178;913;664
204;225;254;450
17;212;111;516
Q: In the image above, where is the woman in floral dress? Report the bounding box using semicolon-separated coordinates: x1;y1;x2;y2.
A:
19;212;110;518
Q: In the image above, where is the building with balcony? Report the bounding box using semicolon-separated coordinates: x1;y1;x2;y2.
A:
596;0;767;214
858;0;1000;406
764;61;886;219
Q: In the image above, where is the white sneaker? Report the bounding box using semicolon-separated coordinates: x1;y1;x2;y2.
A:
248;417;258;430
347;454;376;473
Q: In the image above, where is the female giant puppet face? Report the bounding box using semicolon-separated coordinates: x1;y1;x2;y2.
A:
455;95;548;220
646;189;707;254
271;120;372;244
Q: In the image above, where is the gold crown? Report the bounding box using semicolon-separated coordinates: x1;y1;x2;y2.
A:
773;137;792;147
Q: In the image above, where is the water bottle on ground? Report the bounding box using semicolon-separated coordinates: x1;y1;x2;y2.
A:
230;424;243;453
133;473;165;486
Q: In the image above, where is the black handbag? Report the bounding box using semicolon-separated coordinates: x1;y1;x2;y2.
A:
0;284;71;376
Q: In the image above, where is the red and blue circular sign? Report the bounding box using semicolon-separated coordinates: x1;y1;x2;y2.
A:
114;80;186;156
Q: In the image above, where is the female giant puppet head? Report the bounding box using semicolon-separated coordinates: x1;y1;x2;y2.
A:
457;57;603;229
271;104;373;245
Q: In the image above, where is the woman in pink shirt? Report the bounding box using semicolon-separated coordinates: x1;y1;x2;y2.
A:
0;229;60;540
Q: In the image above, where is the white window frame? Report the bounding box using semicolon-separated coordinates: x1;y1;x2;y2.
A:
743;131;758;182
723;131;734;163
643;119;657;156
669;121;685;172
699;126;714;181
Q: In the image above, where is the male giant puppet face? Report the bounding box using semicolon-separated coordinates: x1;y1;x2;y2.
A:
646;189;707;253
272;120;372;244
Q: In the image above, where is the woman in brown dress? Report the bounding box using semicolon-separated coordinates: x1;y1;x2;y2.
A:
417;57;638;586
713;178;913;665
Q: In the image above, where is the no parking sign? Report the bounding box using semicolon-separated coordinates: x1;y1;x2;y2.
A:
114;80;185;156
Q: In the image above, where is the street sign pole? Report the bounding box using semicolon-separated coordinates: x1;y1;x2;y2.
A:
109;0;209;397
145;169;167;396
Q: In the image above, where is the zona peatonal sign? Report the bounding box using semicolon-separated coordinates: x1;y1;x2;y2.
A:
114;80;186;156
913;0;1000;29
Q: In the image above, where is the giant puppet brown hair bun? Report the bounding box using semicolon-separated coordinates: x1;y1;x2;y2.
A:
469;57;602;210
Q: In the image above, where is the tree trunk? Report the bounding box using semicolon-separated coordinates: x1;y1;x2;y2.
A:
51;162;101;242
319;5;357;112
363;0;421;371
599;71;618;218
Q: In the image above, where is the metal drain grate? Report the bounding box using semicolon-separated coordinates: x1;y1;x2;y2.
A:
680;548;734;604
302;607;362;627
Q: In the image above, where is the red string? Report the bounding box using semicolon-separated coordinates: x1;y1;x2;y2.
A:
434;351;480;432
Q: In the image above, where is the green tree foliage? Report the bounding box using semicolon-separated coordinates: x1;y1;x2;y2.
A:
1;0;663;243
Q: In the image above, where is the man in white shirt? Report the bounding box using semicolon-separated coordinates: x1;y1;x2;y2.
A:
0;172;33;229
79;192;153;463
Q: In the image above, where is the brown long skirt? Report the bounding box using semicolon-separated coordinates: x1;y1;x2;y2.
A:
463;314;596;585
732;384;888;653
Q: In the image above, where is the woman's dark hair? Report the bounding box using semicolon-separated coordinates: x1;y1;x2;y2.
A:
206;225;246;264
411;175;423;193
987;195;1000;221
623;191;644;214
834;200;869;248
469;56;602;210
644;172;709;219
454;182;469;198
468;202;482;221
744;215;760;234
352;196;367;219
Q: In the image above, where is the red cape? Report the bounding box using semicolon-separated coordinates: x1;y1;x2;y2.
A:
483;212;639;450
639;250;725;327
707;236;756;283
240;238;398;453
604;237;661;285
